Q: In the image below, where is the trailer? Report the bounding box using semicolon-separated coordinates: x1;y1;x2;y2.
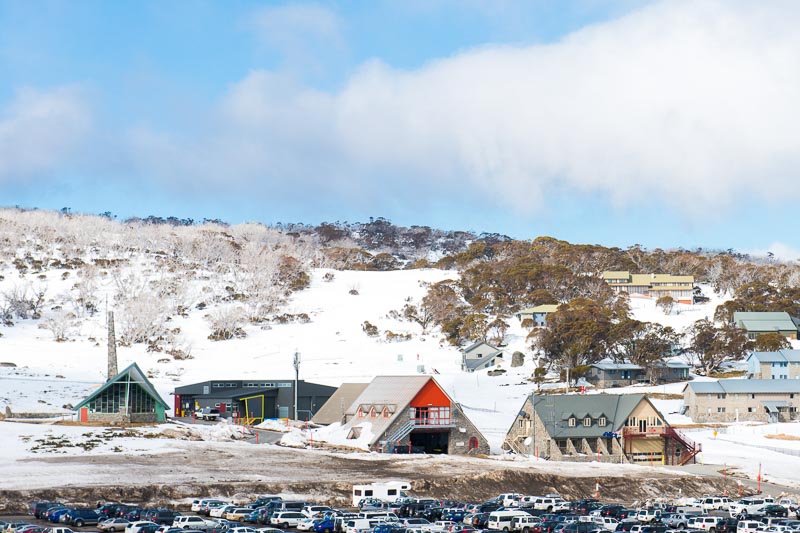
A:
352;481;412;507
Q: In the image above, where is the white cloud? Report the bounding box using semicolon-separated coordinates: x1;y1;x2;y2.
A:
132;0;800;215
748;243;800;263
0;85;91;183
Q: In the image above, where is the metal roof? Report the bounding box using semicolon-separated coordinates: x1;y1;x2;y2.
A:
762;401;789;413
312;383;369;425
340;375;433;446
461;341;499;354
74;362;169;411
734;312;798;332
686;379;800;394
528;393;650;439
591;358;642;371
747;350;800;363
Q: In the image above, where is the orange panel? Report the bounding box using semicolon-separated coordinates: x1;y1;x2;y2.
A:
79;407;88;423
410;379;450;407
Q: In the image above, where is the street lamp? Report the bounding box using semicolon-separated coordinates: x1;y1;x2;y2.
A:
293;351;301;421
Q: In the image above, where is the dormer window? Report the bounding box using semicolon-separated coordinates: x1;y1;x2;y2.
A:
599;417;607;427
369;407;376;418
357;408;365;418
583;417;591;427
568;417;576;427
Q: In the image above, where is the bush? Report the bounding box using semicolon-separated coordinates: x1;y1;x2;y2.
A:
362;321;379;337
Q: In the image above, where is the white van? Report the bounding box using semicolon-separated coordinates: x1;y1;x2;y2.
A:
488;511;531;532
510;515;540;533
700;497;733;511
358;512;398;522
345;520;380;533
737;521;762;533
495;494;523;508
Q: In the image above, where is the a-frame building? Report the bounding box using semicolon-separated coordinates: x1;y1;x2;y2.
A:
74;362;169;423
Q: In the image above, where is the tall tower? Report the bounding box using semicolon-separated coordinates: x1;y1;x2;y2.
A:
107;311;118;381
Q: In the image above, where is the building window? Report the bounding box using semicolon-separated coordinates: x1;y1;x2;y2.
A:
717;394;726;399
717;407;726;413
599;417;607;427
583;417;591;427
519;419;524;429
357;408;365;418
751;394;756;399
748;407;754;413
568;417;576;427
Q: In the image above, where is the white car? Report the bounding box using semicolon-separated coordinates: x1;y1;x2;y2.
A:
296;519;320;532
270;512;307;529
99;519;131;532
126;522;159;533
227;528;257;533
211;506;237;519
302;507;333;519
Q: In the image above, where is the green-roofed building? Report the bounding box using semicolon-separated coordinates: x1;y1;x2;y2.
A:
733;311;799;340
73;362;169;424
503;393;700;465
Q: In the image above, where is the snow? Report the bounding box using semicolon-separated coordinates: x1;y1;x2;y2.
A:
1;259;798;491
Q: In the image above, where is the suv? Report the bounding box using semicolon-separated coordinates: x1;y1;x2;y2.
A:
66;509;102;527
173;517;216;530
729;498;773;518
687;516;724;532
700;499;733;512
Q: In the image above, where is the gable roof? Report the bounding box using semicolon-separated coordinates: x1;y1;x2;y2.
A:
591;358;643;371
734;312;798;332
462;341;499;354
340;375;440;446
312;383;370;425
685;379;800;395
747;350;800;364
527;393;651;439
74;362;169;411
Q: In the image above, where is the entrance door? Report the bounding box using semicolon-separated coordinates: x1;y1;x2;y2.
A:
639;419;648;433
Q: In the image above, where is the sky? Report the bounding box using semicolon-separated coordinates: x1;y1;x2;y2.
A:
2;0;800;257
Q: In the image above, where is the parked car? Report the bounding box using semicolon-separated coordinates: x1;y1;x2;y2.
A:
762;506;789;518
66;510;101;528
270;513;307;529
99;519;132;532
126;523;160;533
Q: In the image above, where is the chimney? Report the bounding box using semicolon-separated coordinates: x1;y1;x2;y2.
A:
107;311;118;381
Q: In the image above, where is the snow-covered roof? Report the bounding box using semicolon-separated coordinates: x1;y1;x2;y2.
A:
461;341;499;354
463;353;502;371
591;358;642;371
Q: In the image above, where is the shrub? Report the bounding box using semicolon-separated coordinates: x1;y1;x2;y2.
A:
362;321;379;337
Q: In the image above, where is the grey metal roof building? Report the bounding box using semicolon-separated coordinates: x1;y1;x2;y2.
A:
311;382;369;425
174;379;336;422
734;311;799;339
683;379;800;423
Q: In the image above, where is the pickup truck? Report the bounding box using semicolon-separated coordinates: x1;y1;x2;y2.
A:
729;498;774;518
196;408;221;421
636;509;663;523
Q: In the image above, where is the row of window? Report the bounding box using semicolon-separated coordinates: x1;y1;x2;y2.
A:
567;416;607;427
712;393;796;399
211;382;293;389
715;406;798;413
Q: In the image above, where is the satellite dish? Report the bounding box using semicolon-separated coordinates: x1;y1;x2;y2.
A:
523;437;533;446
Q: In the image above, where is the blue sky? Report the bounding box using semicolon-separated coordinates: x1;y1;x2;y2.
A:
2;0;800;257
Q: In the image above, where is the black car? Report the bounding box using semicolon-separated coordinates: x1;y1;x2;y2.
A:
763;505;788;517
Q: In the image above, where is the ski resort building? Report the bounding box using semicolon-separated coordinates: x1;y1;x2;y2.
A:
515;304;559;327
73;362;169;424
174;379;336;423
683;379;800;423
601;271;694;304
460;341;503;372
502;393;700;465
734;312;800;340
338;375;489;455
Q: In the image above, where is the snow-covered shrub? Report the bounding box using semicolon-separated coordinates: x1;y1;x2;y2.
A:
207;306;247;341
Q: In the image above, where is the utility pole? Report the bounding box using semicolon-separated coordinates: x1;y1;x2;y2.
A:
293;351;301;421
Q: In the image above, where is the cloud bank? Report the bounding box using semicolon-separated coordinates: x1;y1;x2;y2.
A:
10;0;800;220
0;85;90;183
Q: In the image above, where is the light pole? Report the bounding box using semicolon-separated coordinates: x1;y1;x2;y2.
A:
293;351;301;421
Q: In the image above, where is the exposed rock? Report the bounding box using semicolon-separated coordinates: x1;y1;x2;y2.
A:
511;351;525;368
